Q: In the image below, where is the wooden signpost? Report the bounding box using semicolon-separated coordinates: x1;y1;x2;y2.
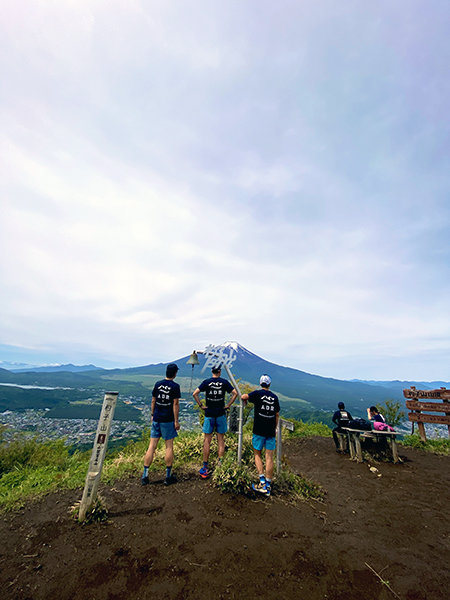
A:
403;387;450;442
78;392;119;521
276;418;294;473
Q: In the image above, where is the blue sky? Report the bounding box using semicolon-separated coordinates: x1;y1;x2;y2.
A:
1;1;449;380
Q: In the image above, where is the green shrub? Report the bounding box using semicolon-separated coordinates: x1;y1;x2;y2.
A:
375;399;405;428
0;436;73;475
0;420;326;510
212;453;255;495
285;419;332;438
274;467;325;502
71;495;109;524
173;431;205;463
400;434;450;455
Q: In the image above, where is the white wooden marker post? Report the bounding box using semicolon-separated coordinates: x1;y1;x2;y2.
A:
276;418;294;474
78;391;119;521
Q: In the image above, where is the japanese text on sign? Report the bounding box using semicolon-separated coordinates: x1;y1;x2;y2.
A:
202;344;237;372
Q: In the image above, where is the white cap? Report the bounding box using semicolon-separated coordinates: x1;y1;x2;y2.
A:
260;374;272;386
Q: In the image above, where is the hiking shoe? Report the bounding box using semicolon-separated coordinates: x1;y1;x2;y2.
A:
199;466;210;479
164;474;177;486
141;475;149;486
252;481;269;495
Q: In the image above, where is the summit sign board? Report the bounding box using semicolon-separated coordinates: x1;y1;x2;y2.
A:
403;387;450;441
403;387;450;400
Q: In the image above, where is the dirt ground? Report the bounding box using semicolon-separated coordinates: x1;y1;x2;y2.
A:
1;437;449;600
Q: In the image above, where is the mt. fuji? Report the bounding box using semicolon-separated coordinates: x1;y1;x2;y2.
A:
121;341;403;415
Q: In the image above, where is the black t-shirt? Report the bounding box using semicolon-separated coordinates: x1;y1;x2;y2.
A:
332;409;352;428
152;379;180;423
198;377;234;418
247;389;280;438
373;413;385;423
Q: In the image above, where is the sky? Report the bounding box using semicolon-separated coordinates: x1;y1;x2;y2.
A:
1;1;449;380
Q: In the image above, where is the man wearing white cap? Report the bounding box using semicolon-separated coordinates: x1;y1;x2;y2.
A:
242;374;280;497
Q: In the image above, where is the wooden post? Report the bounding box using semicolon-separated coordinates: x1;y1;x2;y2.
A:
390;435;399;463
276;423;282;474
223;364;243;464
417;421;427;442
347;432;355;460
78;392;118;521
354;432;363;463
276;419;294;474
444;399;450;438
404;388;450;441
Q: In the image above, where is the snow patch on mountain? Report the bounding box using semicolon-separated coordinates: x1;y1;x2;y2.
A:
222;341;260;359
222;341;240;351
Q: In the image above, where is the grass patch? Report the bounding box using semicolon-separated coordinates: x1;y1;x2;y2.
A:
70;495;109;524
0;451;88;510
400;434;450;455
212;453;254;495
1;424;326;511
284;419;332;438
212;431;324;502
274;467;325;502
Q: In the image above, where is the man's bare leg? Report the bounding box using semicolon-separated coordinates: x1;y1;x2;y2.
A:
265;449;274;481
200;433;213;477
254;448;264;476
203;433;213;463
217;433;225;459
165;438;174;468
144;437;159;468
142;437;159;484
164;438;176;484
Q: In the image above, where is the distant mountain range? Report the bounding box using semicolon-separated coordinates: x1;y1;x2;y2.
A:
350;379;450;392
107;342;450;414
1;342;448;418
11;363;104;374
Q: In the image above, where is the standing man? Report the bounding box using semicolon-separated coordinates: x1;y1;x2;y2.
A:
193;365;238;478
141;363;180;486
332;401;352;452
242;374;280;497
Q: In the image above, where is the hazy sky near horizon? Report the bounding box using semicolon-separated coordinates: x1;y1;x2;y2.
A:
1;1;449;380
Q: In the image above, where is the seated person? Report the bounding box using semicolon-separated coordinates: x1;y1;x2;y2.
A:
367;406;394;431
332;402;352;451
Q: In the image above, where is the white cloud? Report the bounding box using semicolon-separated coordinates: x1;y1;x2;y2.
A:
0;1;449;379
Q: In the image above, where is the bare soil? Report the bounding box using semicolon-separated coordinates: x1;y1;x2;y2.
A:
1;437;449;600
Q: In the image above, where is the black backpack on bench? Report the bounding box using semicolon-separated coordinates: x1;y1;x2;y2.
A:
348;418;372;431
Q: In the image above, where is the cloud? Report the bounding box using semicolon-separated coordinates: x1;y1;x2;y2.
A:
0;1;449;379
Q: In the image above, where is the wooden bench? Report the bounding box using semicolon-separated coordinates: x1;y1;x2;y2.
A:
341;427;402;463
335;431;348;452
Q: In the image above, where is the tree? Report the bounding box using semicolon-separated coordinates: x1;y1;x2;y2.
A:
375;399;405;428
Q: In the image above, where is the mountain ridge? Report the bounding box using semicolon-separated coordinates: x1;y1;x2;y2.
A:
11;363;104;374
2;343;447;416
112;342;418;414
